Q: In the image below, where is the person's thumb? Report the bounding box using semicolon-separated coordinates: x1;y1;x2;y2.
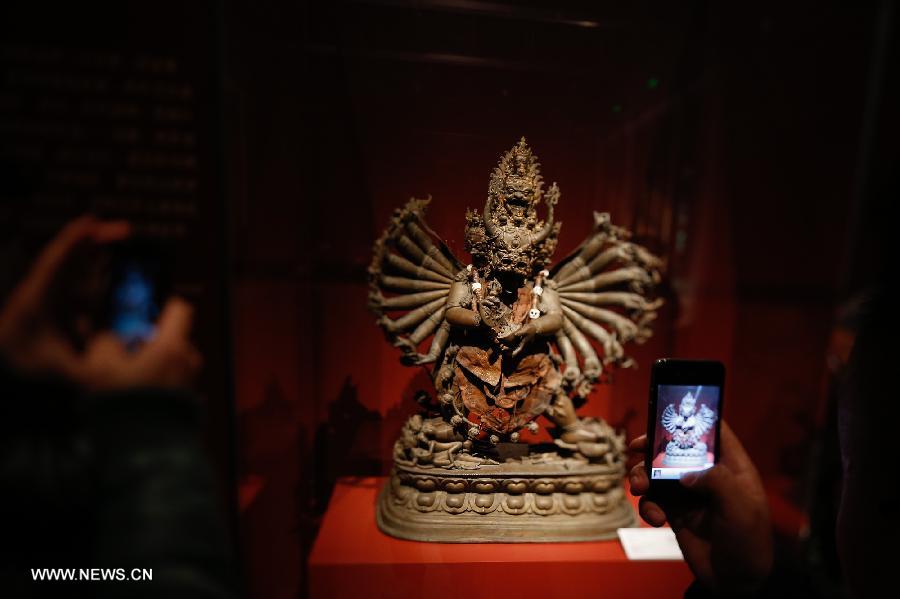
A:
679;464;736;497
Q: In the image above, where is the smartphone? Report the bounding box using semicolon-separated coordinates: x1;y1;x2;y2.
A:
646;359;725;494
104;240;171;351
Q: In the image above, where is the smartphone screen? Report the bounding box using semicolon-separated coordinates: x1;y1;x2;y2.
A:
646;360;724;485
104;241;170;351
109;259;159;348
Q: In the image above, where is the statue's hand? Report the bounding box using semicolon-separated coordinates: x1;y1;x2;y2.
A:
411;353;436;365
502;322;536;357
503;321;535;339
401;352;435;366
477;295;498;325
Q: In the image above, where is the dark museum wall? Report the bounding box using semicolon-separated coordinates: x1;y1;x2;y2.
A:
1;1;891;598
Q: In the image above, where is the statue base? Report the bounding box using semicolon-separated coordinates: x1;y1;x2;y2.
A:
662;442;708;467
376;456;636;543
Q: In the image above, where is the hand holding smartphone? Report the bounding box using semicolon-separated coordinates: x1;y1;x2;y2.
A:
631;358;773;593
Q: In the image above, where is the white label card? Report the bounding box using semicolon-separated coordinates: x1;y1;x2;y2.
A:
617;527;685;561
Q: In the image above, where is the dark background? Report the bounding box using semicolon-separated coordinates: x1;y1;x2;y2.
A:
2;1;896;597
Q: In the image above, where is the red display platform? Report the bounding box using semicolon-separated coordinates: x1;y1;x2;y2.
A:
309;477;694;598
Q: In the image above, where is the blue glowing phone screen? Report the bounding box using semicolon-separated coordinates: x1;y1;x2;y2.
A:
110;262;158;348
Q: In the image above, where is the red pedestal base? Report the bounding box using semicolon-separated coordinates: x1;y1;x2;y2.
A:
309;477;694;598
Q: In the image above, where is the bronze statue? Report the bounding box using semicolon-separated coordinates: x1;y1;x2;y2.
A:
369;138;663;542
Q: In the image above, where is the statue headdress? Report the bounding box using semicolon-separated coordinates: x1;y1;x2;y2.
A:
465;138;560;276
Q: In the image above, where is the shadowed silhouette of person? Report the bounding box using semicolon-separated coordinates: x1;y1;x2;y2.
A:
0;217;237;598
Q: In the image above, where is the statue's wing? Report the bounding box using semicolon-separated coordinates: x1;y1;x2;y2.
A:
661;404;678;434
696;404;716;437
548;212;664;399
368;197;464;365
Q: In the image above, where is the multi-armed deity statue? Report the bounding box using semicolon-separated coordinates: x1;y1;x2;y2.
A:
368;138;663;542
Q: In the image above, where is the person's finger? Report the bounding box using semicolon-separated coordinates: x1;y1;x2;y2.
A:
87;331;127;354
3;216;93;315
185;345;203;372
718;420;754;475
628;435;648;453
29;333;83;379
88;220;131;243
679;463;736;499
5;216;130;315
638;497;668;527
63;332;126;387
154;297;194;342
629;462;649;495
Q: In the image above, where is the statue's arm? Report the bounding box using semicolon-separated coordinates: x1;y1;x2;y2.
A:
445;281;481;327
526;287;563;336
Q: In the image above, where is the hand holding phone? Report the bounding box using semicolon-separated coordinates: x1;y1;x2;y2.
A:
628;359;773;594
0;217;198;392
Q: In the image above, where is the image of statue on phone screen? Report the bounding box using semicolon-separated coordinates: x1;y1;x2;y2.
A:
651;384;719;479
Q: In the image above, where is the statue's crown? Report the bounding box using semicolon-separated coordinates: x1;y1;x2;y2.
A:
465;138;560;276
488;137;544;209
